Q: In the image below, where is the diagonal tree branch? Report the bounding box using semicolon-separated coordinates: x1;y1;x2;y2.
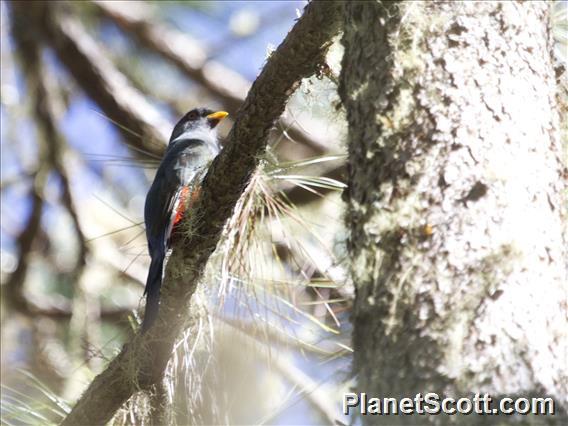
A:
57;2;343;424
38;0;344;208
95;0;346;206
37;2;171;159
92;0;250;113
93;0;332;157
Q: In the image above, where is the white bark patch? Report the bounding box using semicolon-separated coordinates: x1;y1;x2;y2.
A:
342;0;567;408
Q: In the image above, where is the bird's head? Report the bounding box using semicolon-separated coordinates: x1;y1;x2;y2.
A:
169;108;229;145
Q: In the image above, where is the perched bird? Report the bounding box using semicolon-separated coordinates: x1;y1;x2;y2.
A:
142;108;228;332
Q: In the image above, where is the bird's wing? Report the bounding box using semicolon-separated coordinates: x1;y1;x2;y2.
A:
144;169;179;254
164;185;192;243
145;141;214;254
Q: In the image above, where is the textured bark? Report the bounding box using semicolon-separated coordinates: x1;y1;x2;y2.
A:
57;1;342;424
340;1;566;423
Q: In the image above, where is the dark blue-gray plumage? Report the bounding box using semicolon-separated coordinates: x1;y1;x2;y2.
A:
142;108;227;331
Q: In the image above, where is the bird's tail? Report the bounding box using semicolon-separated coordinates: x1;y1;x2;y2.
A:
141;252;164;332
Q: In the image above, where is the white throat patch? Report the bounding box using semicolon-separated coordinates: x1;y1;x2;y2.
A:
172;127;218;147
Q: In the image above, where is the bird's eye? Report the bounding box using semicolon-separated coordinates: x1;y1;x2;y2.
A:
187;111;198;120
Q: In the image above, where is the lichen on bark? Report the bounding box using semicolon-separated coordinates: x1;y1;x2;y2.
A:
340;1;567;422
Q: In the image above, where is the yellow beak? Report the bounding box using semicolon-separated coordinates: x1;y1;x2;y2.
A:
206;111;229;121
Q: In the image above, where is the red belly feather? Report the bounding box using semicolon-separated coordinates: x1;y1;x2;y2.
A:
173;186;201;226
174;186;191;226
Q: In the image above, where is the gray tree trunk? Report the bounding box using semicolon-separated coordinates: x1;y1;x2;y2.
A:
340;1;566;423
